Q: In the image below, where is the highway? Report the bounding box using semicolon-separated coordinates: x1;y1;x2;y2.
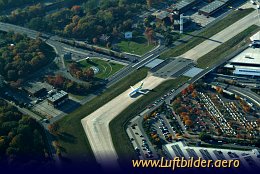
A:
80;7;260;169
1;4;260;170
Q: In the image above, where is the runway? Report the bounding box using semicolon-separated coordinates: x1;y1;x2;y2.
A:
81;75;166;169
181;10;259;61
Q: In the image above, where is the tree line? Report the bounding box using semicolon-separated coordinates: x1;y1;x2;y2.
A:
0;31;55;83
0;0;147;42
0;99;50;167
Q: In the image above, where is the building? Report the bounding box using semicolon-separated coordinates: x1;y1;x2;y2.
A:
198;0;233;17
163;141;260;170
23;82;47;97
169;0;201;14
47;90;68;107
99;34;110;43
63;52;72;60
152;10;170;21
224;47;260;77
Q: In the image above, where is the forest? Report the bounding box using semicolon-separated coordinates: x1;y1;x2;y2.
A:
0;99;49;167
0;0;43;11
0;31;55;82
0;0;147;41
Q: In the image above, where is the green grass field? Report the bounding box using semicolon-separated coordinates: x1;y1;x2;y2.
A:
57;68;148;163
78;58;125;79
197;25;260;68
117;36;155;56
110;76;190;166
160;8;254;59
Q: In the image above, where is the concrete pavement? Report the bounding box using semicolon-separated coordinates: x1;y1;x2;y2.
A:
81;75;166;169
80;7;260;170
181;10;260;61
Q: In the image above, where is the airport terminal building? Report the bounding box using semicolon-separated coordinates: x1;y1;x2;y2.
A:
225;47;260;77
163;141;260;169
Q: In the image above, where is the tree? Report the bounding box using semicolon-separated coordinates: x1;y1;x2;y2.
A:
216;86;223;94
199;132;212;141
92;37;98;44
191;91;197;98
48;122;60;135
145;27;154;45
53;75;64;87
83;68;94;80
185;120;192;127
147;0;152;9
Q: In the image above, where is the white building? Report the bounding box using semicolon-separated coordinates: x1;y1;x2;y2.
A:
163;141;260;170
225;47;260;77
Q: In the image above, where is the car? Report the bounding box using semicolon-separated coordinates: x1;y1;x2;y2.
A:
42;119;49;123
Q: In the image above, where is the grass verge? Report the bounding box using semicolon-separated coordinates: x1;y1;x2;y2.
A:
57;68;148;162
110;76;190;165
197;25;260;68
160;8;254;59
117;36;156;56
78;58;125;79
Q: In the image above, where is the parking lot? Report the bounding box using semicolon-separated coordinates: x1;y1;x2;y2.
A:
127;116;159;160
171;83;259;139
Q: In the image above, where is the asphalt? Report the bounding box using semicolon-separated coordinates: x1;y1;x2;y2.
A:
80;6;260;170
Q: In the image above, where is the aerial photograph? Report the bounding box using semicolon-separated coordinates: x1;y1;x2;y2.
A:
0;0;259;174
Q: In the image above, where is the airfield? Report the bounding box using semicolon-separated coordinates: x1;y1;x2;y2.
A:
81;8;260;170
81;75;166;169
181;9;258;61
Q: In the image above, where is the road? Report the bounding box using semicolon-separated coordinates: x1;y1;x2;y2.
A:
226;85;260;107
80;7;260;169
181;9;260;61
1;4;259;170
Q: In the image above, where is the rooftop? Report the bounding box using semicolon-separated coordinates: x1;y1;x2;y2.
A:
250;31;260;41
183;67;204;77
145;58;165;69
163;141;260;169
173;0;199;11
229;47;260;65
152;11;170;20
48;90;68;102
199;0;225;14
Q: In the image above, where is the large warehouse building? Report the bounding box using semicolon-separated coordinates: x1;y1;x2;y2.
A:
198;0;233;17
163;141;260;170
225;46;260;77
169;0;201;14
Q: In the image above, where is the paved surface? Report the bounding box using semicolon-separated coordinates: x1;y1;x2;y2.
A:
81;75;166;169
153;58;194;78
181;10;260;61
81;7;260;170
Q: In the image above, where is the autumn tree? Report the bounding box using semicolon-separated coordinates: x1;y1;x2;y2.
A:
48;122;60;136
147;0;152;9
83;68;95;80
185;120;192;127
145;27;154;45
